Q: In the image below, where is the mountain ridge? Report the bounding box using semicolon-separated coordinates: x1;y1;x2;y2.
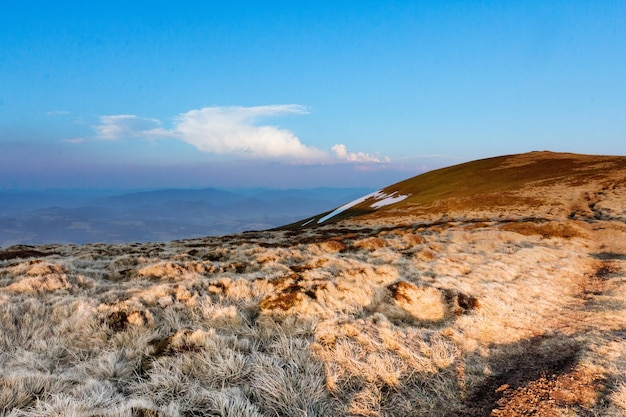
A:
288;151;626;228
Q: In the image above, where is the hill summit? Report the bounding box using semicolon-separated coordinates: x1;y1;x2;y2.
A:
1;151;625;416
291;151;626;227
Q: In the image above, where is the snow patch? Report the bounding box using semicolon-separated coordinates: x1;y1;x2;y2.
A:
302;218;315;226
317;190;382;224
370;191;410;208
317;190;410;224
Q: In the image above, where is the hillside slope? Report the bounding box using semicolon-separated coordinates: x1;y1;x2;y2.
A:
290;151;626;227
1;152;625;416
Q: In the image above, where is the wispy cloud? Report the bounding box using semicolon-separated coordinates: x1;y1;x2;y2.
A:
332;144;390;163
45;110;71;116
89;105;389;164
61;138;88;144
94;115;164;140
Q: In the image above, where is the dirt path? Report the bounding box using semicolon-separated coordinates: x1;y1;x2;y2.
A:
466;225;626;416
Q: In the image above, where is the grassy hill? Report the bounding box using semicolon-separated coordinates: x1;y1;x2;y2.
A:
289;151;626;226
1;151;625;416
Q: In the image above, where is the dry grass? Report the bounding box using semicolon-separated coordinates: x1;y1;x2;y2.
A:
2;152;626;416
499;220;588;239
2;217;623;416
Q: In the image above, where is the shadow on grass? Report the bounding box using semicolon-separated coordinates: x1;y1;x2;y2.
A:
461;334;581;416
0;246;58;261
590;252;626;261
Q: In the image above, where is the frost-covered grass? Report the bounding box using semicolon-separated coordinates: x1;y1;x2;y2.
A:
1;215;625;416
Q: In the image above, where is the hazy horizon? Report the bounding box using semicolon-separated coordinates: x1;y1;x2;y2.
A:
0;186;377;247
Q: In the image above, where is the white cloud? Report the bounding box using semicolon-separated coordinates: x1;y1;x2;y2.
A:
172;105;326;161
91;105;325;162
332;144;390;163
89;106;389;165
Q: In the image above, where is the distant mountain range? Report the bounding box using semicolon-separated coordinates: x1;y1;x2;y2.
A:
0;187;373;246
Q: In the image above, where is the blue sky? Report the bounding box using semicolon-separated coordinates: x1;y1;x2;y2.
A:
1;1;625;189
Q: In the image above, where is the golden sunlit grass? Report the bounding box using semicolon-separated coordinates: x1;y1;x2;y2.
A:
1;152;626;416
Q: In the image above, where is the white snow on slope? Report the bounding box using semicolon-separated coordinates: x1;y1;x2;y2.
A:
317;190;382;224
370;191;410;208
301;218;315;226
317;190;410;224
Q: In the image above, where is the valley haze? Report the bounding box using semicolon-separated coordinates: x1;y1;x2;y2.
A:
0;187;373;247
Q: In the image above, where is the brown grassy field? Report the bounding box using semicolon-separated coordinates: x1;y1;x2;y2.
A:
1;152;625;416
